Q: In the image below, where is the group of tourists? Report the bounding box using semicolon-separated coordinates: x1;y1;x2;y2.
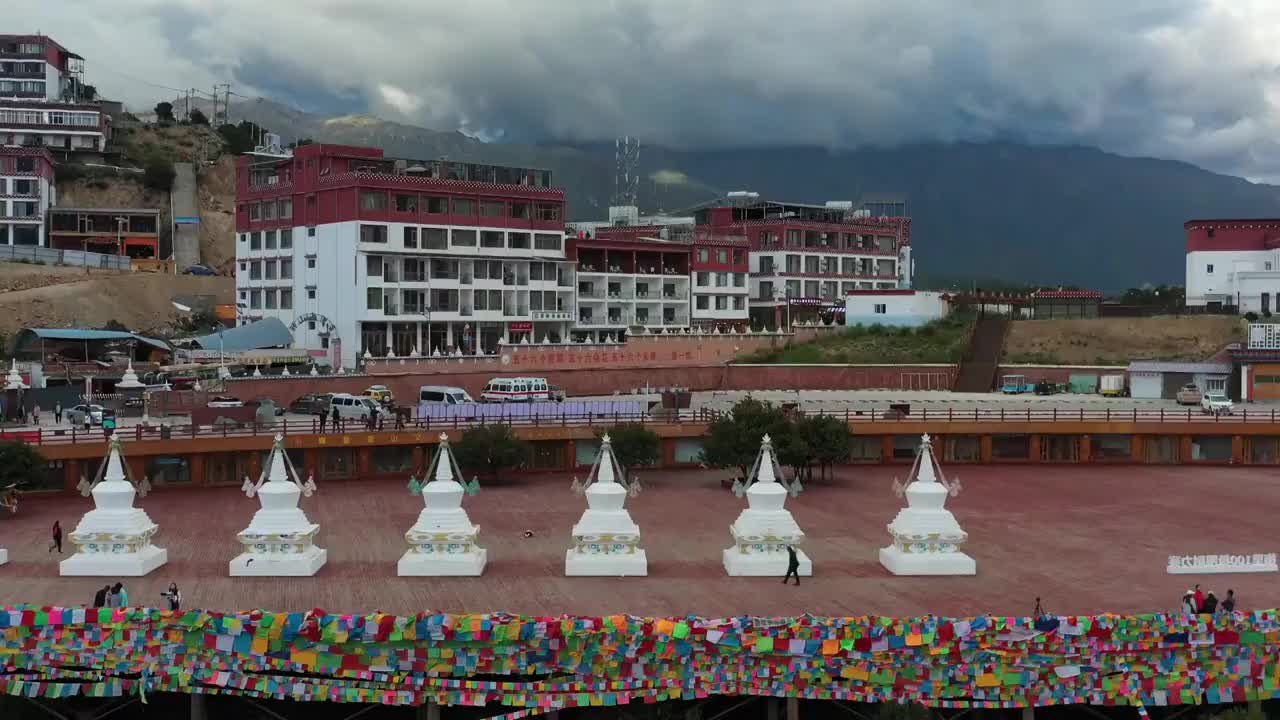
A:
1180;584;1235;615
90;582;182;611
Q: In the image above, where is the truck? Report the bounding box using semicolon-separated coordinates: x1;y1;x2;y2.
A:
1099;375;1126;397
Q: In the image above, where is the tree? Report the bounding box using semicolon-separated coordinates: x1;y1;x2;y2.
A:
700;397;790;480
217;121;267;155
597;423;659;479
453;424;528;482
99;319;129;332
798;414;851;481
154;101;175;125
188;107;209;126
0;441;45;490
80;84;98;102
142;156;176;191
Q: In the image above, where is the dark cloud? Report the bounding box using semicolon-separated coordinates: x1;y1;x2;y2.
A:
17;0;1280;179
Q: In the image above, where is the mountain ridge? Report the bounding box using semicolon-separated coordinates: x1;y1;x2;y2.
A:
222;98;1280;290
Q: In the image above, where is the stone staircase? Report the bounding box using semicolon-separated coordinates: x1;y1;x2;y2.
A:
952;315;1010;393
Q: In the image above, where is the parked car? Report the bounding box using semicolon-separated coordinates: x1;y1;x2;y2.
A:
363;385;395;405
66;404;105;426
329;393;391;420
1033;380;1059;396
183;264;217;276
1176;384;1203;406
207;396;244;408
1201;393;1234;415
290;393;331;415
419;386;474;405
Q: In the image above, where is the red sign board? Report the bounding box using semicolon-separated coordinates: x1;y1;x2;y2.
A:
509;322;533;332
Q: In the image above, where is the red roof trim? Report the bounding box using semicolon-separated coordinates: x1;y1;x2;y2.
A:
844;289;916;296
1032;290;1104;299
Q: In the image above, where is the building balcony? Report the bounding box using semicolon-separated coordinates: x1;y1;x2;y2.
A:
402;271;427;283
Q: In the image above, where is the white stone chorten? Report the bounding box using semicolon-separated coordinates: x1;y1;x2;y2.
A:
723;434;812;577
230;434;326;576
60;436;167;576
565;434;646;576
879;433;975;576
4;360;26;390
398;433;487;576
116;361;144;389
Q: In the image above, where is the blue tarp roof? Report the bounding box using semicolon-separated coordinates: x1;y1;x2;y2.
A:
192;318;293;352
19;328;171;351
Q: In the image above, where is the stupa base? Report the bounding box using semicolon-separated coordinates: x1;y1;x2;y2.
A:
722;548;812;577
397;549;487;576
230;548;327;577
565;549;648;577
879;546;975;576
0;548;7;566
60;546;167;577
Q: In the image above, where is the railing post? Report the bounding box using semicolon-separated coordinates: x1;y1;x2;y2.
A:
922;407;927;421
949;408;953;422
1133;408;1137;422
135;426;142;442
1053;407;1057;421
1000;408;1004;422
1106;408;1110;422
1160;408;1163;422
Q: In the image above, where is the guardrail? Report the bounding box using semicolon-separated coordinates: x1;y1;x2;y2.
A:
2;406;1273;448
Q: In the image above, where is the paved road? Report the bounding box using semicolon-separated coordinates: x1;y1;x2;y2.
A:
171;162;200;270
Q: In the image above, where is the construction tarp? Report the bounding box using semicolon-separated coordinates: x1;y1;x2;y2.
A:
415;401;645;421
1067;374;1098;394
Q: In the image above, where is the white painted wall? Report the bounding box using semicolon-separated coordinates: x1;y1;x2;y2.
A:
844;291;947;327
1186;249;1280;310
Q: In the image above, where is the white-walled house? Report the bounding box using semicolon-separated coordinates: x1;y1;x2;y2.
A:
843;290;948;327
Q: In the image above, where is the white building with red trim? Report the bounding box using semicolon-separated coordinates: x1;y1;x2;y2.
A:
0;145;55;247
0;36;108;157
1184;218;1280;313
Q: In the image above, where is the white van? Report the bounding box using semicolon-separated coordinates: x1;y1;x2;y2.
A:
419;385;474;405
480;377;552;403
328;393;389;419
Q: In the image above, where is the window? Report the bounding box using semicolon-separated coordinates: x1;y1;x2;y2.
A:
265;290;277;309
696;272;708;286
534;234;561;251
733;296;744;310
511;202;530;219
280;258;293;279
12;179;32;195
698;249;709;263
308;320;316;330
279;228;292;249
249;290;262;309
421;228;447;249
262;201;276;220
1207;264;1214;274
238;233;246;244
715;273;728;287
279;198;292;219
715;296;728;310
359;191;388;211
535;203;561;221
451;229;477;247
265;230;277;250
733;273;745;287
366;288;383;310
453;198;475;216
403;227;418;248
239;290;246;300
307;227;316;237
306;257;316;269
509;232;530;249
280;289;293;309
366;256;383;276
249;261;262;280
733;249;744;264
394;194;417;212
1268;262;1274;271
874;304;887;314
425;196;448;214
480;200;505;218
250;232;261;250
716;249;728;263
481;231;503;248
239;262;246;272
696;295;709;309
307;289;316;300
15;157;35;173
359;224;387;243
265;259;278;280
249;203;261;221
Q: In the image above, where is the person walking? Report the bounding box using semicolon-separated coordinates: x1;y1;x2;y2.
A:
32;403;40;425
161;583;182;611
1222;589;1236;613
1201;591;1218;615
1034;597;1045;617
782;545;801;586
54;401;62;425
109;582;128;608
49;520;62;553
330;405;340;433
1193;584;1205;613
92;585;109;608
318;410;327;433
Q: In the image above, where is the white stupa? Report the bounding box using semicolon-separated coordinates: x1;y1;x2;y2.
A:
60;436;167;576
398;434;486;576
723;434;812;576
4;360;26;390
879;434;975;575
116;361;144;389
565;434;646;576
229;434;327;576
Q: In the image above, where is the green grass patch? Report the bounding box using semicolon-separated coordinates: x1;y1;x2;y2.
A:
741;314;976;364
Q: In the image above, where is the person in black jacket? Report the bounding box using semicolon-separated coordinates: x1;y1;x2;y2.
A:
92;585;109;608
782;545;801;586
1200;591;1218;615
1221;589;1236;613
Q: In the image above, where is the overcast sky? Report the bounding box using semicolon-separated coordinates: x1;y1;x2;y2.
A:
19;0;1280;181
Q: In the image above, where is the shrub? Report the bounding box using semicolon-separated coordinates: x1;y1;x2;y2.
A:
142;156;176;191
1244;312;1259;322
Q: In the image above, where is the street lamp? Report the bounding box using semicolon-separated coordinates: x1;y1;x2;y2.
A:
172;301;226;377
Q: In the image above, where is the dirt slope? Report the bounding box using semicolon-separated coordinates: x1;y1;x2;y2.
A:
198;155;237;272
0;264;232;335
1004;316;1246;365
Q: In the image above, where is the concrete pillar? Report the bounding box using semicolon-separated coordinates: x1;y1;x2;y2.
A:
446;323;454;349
786;697;799;720
767;698;780;720
1021;707;1034;720
385;321;392;353
190;694;207;720
415;321;422;354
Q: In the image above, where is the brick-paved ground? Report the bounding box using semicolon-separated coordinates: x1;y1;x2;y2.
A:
0;464;1272;618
